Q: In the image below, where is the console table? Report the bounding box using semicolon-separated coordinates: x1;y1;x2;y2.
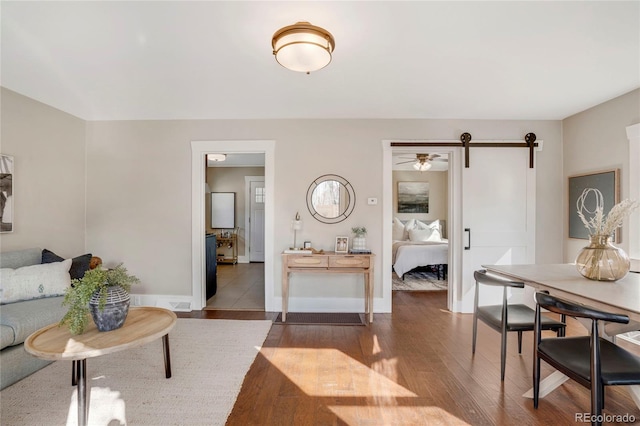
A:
281;252;375;323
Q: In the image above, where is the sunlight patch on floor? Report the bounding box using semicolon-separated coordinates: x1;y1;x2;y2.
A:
327;405;471;425
64;386;126;425
265;348;417;397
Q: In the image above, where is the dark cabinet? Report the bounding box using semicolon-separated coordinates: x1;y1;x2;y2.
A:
205;234;217;299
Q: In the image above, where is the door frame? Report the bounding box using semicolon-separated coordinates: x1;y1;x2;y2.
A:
190;140;275;311
245;176;265;262
382;141;463;313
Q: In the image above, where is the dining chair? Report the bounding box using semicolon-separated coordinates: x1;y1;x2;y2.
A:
533;292;640;425
472;269;566;381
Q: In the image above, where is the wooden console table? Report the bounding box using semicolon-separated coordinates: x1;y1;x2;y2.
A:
281;252;375;323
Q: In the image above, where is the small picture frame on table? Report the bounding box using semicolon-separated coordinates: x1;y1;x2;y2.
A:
335;236;349;254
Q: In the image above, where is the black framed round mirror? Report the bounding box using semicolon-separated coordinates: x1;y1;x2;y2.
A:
306;174;355;224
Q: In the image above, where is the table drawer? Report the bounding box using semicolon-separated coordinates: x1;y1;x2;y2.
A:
329;256;370;268
287;256;328;268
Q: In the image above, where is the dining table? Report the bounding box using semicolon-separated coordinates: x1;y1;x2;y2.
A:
482;263;640;408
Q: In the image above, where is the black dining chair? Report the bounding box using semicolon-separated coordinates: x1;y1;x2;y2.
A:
472;270;566;381
533;292;640;425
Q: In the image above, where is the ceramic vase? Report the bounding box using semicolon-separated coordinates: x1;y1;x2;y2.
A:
352;236;366;251
89;285;130;331
575;234;630;281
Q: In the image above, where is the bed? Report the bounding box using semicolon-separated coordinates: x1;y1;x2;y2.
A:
392;218;449;279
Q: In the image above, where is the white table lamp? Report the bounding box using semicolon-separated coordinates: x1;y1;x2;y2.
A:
292;212;302;249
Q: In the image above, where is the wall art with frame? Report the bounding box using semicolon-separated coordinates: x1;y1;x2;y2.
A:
568;168;619;241
397;181;429;214
0;154;13;233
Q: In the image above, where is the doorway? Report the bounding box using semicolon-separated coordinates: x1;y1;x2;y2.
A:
190;140;275;312
390;150;452;293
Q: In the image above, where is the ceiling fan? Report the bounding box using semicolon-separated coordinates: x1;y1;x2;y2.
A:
395;153;447;171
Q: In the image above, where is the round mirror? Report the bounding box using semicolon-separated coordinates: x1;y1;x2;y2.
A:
306;174;355;224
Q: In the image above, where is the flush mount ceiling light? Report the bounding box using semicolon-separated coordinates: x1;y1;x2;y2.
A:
207;154;226;162
272;21;335;74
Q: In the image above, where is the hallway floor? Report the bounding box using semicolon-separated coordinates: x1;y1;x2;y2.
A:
205;262;265;311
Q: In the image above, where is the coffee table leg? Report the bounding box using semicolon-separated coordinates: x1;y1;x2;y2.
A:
162;334;172;378
77;359;88;426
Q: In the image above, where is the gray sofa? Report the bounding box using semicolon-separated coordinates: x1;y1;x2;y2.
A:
0;248;68;390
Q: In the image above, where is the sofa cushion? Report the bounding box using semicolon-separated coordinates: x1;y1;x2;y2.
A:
41;248;92;280
0;325;14;350
0;248;42;269
0;296;67;349
0;259;71;304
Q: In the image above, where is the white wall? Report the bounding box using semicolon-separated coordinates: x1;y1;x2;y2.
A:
0;88;86;256
1;89;567;308
563;89;640;261
83;118;564;304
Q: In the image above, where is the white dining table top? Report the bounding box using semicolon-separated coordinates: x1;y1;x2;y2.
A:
483;264;640;322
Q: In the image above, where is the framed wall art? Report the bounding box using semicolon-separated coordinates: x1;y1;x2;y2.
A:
397;181;429;213
0;154;13;233
568;169;619;241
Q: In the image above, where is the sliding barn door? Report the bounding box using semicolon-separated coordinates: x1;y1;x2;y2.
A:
460;147;536;312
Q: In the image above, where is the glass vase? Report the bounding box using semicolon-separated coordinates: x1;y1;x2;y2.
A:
575;234;630;281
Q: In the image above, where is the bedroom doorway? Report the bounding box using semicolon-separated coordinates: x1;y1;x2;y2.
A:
390;151;451;293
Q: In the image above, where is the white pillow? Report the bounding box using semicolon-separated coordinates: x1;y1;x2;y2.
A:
403;219;417;240
0;259;72;304
408;228;433;242
426;228;443;242
392;218;405;241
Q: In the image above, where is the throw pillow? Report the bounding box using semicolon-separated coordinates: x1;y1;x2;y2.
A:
402;219;417;240
408;228;433;242
0;259;72;304
42;249;92;280
392;218;405;241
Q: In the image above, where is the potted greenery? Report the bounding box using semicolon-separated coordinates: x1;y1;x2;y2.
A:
60;264;140;335
351;226;367;251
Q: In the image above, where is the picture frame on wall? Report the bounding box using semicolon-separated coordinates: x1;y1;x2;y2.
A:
335;236;349;254
397;181;429;213
0;154;14;233
568;168;619;242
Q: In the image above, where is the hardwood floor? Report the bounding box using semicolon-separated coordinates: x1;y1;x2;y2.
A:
179;292;640;425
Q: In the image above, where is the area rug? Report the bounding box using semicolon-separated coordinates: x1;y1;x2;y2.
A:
274;312;365;325
0;318;272;426
392;271;448;291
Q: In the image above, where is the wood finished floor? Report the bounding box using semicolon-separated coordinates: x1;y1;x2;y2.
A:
179;293;640;426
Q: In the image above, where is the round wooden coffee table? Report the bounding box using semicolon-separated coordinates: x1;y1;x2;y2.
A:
25;306;177;426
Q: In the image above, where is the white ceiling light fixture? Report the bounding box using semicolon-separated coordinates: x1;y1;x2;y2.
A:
272;21;335;74
413;161;432;172
207;154;226;162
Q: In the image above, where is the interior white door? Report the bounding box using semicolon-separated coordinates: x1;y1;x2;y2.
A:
249;180;265;262
460;147;536;312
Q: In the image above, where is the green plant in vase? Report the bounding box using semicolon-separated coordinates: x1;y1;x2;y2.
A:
60;264;140;335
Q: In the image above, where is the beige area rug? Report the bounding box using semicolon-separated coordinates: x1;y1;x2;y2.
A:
392;271;448;291
0;318;272;426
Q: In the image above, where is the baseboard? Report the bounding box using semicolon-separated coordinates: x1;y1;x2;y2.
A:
130;294;193;312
